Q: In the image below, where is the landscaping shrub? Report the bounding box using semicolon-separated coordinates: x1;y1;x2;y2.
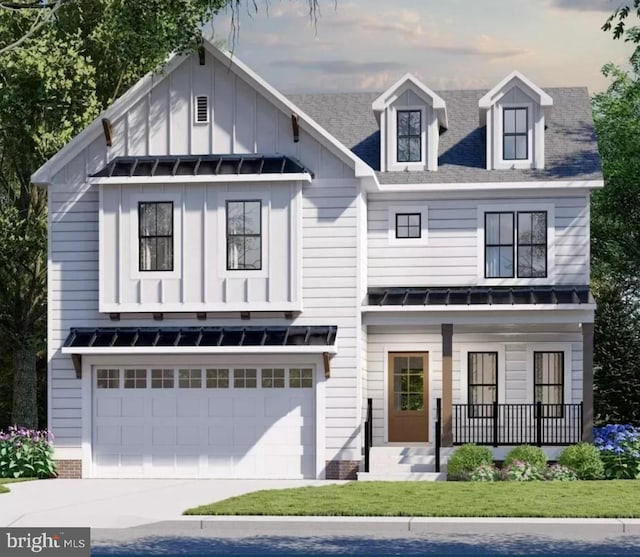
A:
545;464;578;481
558;443;604;480
0;426;56;479
594;424;640;479
501;460;544;481
468;463;499;482
503;445;547;469
446;444;493;480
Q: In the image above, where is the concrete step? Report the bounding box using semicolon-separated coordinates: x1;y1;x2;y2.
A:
357;471;447;481
367;445;452;477
370;463;446;474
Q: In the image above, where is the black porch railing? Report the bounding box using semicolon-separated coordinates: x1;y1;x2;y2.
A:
453;402;582;446
364;398;373;472
435;398;442;472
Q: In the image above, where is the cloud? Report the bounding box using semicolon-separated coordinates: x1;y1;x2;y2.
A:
271;59;406;75
550;0;628;12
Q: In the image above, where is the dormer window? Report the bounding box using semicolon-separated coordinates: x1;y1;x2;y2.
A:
503;107;528;161
397;110;422;163
479;71;553;170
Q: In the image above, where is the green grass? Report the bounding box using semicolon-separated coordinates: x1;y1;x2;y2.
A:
0;478;35;494
185;481;640;518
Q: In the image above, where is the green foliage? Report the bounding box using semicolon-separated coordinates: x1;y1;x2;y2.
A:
446;444;493;480
591;63;640;424
0;426;56;479
558;443;604;480
503;445;547;469
594;424;640;479
501;461;544;481
468;463;499;482
602;1;640;66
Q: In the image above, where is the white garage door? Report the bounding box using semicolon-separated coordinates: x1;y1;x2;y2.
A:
92;366;316;479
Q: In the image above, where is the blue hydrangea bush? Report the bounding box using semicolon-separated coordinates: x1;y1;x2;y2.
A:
0;426;57;478
594;424;640;479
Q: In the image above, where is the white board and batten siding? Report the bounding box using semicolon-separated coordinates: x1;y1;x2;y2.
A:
366;326;583;445
47;48;362;472
368;194;589;288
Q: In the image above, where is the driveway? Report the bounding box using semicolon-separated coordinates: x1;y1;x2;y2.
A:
0;479;339;528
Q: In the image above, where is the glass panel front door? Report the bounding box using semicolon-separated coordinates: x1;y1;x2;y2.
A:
388;352;428;442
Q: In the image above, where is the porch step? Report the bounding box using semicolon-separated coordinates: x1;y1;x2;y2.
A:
362;445;454;480
357;471;447;481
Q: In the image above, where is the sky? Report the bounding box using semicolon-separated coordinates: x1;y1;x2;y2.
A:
207;0;632;94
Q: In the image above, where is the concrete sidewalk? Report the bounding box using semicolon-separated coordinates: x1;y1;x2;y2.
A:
0;479;341;528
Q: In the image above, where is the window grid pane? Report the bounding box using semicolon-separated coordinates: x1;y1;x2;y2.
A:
262;368;285;388
397;110;422;162
178;369;202;389
227;201;262;270
234;368;257;388
395;213;421;239
97;369;119;389
139;202;173;271
290;368;313;388
485;212;514;278
151;369;174;388
503;107;528;161
534;351;564;418
124;369;146;389
517;211;547;278
206;369;229;388
468;352;498;418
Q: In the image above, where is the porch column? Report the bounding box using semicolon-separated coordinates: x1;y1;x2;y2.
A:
441;323;453;447
582;322;594;442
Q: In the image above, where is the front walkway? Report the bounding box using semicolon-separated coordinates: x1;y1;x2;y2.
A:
0;479;342;528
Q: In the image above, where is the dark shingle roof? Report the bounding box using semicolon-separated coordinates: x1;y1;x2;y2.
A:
288;87;601;184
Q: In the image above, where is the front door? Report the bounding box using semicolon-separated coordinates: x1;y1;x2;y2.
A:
388;352;428;442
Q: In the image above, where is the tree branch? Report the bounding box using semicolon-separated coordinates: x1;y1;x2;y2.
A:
0;0;65;56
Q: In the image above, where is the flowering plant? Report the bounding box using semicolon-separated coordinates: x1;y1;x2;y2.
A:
501;460;544;481
468;463;499;482
0;426;56;478
544;464;577;481
594;424;640;479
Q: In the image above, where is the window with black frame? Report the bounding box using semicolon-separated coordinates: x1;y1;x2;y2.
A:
534;351;564;418
395;213;421;238
468;352;498;418
397;110;422;163
139;201;173;271
485;212;514;278
503;107;528;160
517;211;547;278
227;200;262;270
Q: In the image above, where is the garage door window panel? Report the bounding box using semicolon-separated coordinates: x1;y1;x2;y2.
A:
290;368;313;388
206;369;229;388
151;369;174;388
97;369;119;389
234;369;257;388
262;368;285;388
179;369;202;388
124;369;146;389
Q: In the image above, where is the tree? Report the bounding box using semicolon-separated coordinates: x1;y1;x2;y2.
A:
591;60;640;424
0;0;324;428
603;0;640;66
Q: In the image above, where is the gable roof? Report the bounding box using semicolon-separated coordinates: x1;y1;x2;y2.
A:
479;70;553;109
372;73;448;129
288;86;602;184
31;39;375;186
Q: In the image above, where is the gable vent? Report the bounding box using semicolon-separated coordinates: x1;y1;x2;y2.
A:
195;95;209;124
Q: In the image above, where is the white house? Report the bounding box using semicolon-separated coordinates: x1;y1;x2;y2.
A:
32;40;601;480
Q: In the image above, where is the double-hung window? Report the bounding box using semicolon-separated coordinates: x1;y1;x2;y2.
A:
485;210;547;279
397;110;421;163
468;352;498;418
227;200;262;271
503;107;528;160
139;202;173;271
534;351;564;418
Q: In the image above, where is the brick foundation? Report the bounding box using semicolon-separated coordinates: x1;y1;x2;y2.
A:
325;460;359;480
55;460;82;479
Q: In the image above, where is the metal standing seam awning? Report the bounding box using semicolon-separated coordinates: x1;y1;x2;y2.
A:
62;326;337;378
89;154;315;181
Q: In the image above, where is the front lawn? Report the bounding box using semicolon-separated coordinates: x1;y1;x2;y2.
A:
0;478;35;494
185;481;640;518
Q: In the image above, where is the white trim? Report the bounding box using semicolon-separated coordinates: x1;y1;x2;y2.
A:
477;202;555;286
88;174;313;186
217;192;269;279
128;192;183;280
458;343;506;405
525;343;572;405
375;180;604;194
98;300;302;313
81;357;92;478
62;345;338;356
479;70;553;109
315;364;326;479
382;344;438;443
387;204;428;246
